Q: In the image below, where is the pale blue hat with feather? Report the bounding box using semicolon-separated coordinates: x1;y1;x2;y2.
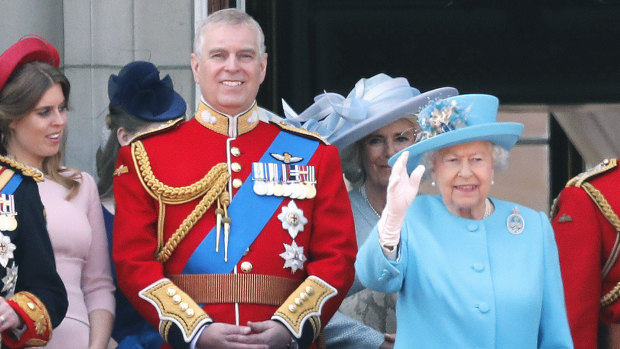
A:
388;94;525;174
282;73;458;149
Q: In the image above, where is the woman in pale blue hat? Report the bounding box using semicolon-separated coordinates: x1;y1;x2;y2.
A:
96;61;187;349
284;73;457;348
355;94;573;348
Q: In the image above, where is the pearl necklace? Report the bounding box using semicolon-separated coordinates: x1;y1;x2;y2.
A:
360;186;381;218
482;198;493;219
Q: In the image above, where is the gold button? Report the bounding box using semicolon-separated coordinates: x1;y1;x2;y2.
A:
179;302;189;311
300;292;309;301
305;286;314;295
294;297;303;306
240;261;253;273
27;302;36;310
172;294;182;304
232;178;243;188
231;162;242;172
166;288;176;297
231;147;241;157
288;304;297;313
186;309;195;317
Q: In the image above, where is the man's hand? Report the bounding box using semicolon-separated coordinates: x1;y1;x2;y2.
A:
197;322;267;349
245;320;294;348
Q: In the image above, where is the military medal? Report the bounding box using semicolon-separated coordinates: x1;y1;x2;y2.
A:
252;163;267;196
1;262;18;297
507;207;525;235
0;194;17;232
0;235;16;268
304;166;317;199
277;200;308;239
279;241;307;274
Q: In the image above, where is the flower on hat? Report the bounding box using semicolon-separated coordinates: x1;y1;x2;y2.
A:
108;61;186;121
417;99;468;142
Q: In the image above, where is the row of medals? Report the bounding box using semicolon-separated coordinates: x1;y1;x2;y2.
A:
252;162;317;199
0;194;17;232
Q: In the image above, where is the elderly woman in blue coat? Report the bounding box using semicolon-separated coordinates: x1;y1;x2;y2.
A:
355;94;573;349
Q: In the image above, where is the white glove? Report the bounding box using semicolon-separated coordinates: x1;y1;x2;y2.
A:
378;151;425;257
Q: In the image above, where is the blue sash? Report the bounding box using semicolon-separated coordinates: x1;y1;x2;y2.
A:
183;131;319;274
1;172;22;195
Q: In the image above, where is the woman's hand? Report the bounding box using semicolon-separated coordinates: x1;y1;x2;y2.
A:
378;151;425;253
0;297;23;333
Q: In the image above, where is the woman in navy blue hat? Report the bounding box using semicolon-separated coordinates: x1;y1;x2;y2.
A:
355;94;573;348
96;61;186;348
0;35;114;348
284;73;457;348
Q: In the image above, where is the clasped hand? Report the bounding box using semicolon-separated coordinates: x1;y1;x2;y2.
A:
197;320;293;349
379;151;425;249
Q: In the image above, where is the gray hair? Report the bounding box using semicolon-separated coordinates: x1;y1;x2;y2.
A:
340;115;418;189
420;142;510;182
193;8;266;58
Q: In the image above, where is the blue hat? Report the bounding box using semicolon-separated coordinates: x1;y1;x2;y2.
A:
282;73;458;149
108;61;186;121
388;94;524;173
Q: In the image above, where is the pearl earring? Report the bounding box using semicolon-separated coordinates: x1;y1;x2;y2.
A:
491;179;495;185
431;181;436;187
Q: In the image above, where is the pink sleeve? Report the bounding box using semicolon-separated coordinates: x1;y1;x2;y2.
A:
80;172;116;315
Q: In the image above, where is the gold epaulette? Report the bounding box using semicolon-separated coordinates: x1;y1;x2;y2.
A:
272;276;337;341
566;158;617;188
272;121;329;145
129;117;185;143
0;155;44;182
139;279;211;343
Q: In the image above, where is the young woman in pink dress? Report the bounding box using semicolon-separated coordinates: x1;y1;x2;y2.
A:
0;35;115;349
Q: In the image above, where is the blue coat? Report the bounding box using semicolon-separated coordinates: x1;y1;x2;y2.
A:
355;195;573;349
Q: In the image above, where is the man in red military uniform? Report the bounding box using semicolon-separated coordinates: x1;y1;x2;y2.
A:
113;8;356;349
552;158;620;349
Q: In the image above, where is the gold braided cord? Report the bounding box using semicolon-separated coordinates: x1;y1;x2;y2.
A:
602;282;620;307
131;141;229;204
0;155;45;182
156;170;229;262
579;182;620;307
581;182;620;233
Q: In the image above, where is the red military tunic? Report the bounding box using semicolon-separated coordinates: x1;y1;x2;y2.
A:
113;102;357;349
552;158;620;349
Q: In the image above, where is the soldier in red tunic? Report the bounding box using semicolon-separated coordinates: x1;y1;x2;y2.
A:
112;8;356;349
552;158;620;349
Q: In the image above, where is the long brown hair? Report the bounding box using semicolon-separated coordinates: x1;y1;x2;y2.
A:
0;61;80;199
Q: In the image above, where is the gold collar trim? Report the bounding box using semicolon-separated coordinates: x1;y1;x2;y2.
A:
195;101;259;137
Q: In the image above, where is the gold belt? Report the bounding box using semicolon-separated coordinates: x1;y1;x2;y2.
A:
167;274;301;306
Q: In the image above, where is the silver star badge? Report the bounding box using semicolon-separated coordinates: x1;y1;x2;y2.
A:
1;262;18;297
277;200;308;239
0;235;16;268
279;241;307;273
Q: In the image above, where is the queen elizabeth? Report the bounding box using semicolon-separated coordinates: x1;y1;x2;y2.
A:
355;94;574;348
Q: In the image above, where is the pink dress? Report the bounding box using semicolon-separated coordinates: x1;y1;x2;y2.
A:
36;171;115;348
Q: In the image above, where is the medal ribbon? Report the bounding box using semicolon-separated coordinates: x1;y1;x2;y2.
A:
183;131;319;274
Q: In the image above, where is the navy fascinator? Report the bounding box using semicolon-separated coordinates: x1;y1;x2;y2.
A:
108;61;186;121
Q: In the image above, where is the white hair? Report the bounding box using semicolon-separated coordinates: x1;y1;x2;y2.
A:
420;142;510;182
193;8;266;59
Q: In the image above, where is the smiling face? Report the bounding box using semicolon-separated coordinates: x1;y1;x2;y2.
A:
431;140;494;218
7;83;67;169
361;118;416;190
190;23;267;116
